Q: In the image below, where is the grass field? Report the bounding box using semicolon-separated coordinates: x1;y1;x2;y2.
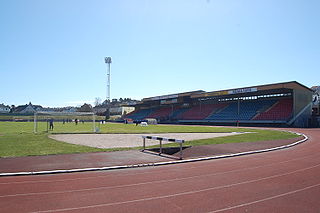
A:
0;121;299;158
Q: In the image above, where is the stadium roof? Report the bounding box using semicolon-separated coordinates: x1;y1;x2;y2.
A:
138;81;313;104
142;90;205;102
191;81;313;99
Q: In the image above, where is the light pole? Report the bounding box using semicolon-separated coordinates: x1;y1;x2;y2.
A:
104;57;112;120
237;97;240;127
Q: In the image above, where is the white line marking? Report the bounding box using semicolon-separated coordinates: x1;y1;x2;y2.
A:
2;155;319;198
0;137;312;186
28;164;320;212
0;153;318;198
0;132;307;177
209;183;320;212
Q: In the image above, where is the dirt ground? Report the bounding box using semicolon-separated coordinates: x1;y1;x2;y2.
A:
49;132;244;148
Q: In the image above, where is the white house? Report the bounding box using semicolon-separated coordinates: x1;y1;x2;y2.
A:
0;104;10;113
62;107;77;113
110;106;135;115
14;102;43;114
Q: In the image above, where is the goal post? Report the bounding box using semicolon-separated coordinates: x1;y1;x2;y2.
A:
33;111;96;134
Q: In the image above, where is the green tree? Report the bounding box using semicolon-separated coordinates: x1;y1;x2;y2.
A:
78;103;93;112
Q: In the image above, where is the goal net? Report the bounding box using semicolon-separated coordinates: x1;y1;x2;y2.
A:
33;111;97;133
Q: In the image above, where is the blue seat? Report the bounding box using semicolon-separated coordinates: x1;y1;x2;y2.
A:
206;100;276;121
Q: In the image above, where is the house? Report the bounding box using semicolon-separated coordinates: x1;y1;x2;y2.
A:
14;102;43;114
62;107;77;113
93;106;135;116
311;86;320;115
0;104;10;113
93;107;106;115
110;106;135;116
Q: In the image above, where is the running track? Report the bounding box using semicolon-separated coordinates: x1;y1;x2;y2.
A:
0;128;319;213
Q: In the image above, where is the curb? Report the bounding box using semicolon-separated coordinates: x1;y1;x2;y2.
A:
0;132;308;177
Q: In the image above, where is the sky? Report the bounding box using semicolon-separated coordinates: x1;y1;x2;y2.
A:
1;0;319;107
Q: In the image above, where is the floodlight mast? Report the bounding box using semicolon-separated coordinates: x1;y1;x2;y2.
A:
104;57;112;120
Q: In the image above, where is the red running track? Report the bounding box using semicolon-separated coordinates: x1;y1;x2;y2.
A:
0;128;319;213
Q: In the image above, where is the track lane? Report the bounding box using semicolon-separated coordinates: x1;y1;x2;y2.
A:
0;128;319;213
2;156;320;212
1;151;319;198
12;164;319;213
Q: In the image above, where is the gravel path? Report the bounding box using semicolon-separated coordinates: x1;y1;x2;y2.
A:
50;132;244;149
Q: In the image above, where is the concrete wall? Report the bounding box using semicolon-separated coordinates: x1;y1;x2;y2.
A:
293;104;312;127
292;88;313;127
293;89;313;117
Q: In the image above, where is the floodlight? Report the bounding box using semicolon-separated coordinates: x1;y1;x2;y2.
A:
105;57;112;64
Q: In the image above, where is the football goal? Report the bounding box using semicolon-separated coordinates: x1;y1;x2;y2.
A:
33;111;97;133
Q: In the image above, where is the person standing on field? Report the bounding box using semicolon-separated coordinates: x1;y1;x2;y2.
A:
49;118;54;130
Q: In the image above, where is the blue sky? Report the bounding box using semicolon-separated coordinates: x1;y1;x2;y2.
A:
1;0;319;107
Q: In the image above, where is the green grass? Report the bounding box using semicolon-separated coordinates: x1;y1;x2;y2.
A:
0;122;108;157
173;129;298;148
0;122;300;158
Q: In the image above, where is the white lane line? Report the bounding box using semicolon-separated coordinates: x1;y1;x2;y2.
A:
2;156;320;198
209;183;320;213
0;132;308;177
29;164;320;213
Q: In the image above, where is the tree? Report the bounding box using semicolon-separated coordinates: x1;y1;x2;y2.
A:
78;103;93;112
94;97;102;107
10;105;15;113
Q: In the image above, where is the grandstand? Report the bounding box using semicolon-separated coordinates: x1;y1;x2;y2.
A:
124;81;315;127
179;103;228;120
147;107;173;120
124;108;155;121
253;99;293;121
